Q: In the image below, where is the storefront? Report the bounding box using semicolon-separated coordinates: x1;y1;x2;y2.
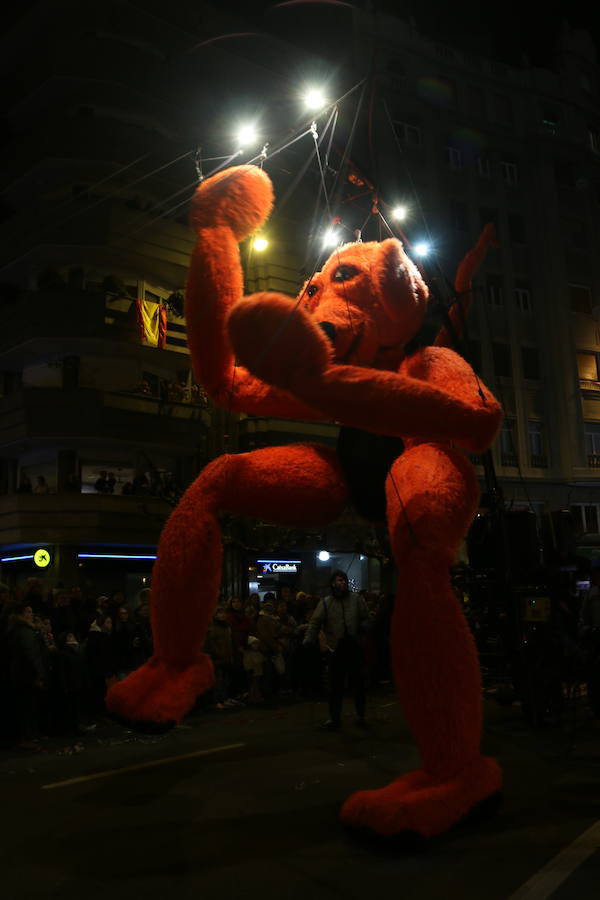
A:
248;551;379;600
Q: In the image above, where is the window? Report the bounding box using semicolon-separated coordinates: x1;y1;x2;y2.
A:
476;156;491;178
492;342;511;377
528;421;547;468
577;351;599;384
500;418;518;466
501;159;519;185
572;503;599;532
521;347;540;380
393;121;422;146
585;422;600;466
569;284;593;314
447;146;463;170
508;214;527;244
487;275;504;306
515;282;532;313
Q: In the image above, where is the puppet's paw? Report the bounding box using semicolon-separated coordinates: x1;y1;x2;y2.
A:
340;757;502;839
106;654;214;726
189;165;273;240
228;292;331;388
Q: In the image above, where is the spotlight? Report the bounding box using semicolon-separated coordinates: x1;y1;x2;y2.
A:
318;550;330;562
236;123;258;149
391;205;408;221
303;88;327;111
414;242;431;257
322;228;341;248
253;237;268;251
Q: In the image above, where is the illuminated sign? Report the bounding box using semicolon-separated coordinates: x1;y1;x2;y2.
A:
34;548;51;568
258;559;301;575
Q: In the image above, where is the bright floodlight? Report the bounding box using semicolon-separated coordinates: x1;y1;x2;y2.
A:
318;550;330;562
304;88;327;111
323;227;341;248
253;237;268;251
392;205;408;221
236;123;258;149
414;242;431;257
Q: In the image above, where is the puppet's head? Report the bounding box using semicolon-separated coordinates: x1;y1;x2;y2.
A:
299;239;429;368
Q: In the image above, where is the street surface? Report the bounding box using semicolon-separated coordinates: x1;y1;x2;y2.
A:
2;688;600;899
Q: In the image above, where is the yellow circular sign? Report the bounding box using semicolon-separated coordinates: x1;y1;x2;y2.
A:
34;548;51;568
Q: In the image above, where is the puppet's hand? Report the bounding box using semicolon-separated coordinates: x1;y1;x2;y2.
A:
227;293;332;390
189;165;273;241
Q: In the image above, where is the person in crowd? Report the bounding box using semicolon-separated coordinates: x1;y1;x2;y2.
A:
112;605;137;677
17;472;33;493
94;471;109;493
57;632;90;736
33;475;50;494
132;599;153;667
256;596;284;700
226;597;254;698
243;635;265;703
50;589;80;640
244;595;259;626
276;599;298;694
85;612;118;711
304;570;370;729
105;472;116;493
206;606;234;708
6;603;46;749
106;590;127;621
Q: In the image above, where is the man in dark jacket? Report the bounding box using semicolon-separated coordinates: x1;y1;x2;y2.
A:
304;571;370;729
7;604;46;747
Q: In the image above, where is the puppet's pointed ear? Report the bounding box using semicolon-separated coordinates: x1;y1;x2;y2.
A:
377;238;429;331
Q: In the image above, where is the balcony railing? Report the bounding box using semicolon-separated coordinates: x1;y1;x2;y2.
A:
579;379;600;392
530;454;548;468
500;452;519;467
588;454;600;468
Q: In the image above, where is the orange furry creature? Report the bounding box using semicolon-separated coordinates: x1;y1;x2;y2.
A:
107;165;503;839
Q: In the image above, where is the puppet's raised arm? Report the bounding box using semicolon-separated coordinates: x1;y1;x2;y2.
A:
185;166;327;420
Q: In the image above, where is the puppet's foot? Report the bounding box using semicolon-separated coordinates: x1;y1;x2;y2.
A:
106;654;214;725
340;757;502;839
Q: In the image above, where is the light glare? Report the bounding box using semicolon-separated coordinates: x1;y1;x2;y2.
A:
323;228;341;248
253;237;268;251
414;242;430;257
392;205;408;221
304;88;327;111
236;124;258;148
318;550;330;561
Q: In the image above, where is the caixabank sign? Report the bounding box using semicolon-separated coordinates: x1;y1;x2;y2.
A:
258;559;302;575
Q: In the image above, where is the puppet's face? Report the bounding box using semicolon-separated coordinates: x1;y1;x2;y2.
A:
299;239;429;367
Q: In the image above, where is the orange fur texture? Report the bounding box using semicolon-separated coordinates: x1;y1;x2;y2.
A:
106;165;503;838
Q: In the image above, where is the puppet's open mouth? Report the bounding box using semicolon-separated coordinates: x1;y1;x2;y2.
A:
319;321;364;363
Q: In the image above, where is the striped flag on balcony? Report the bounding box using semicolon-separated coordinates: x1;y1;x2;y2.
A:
135;299;167;349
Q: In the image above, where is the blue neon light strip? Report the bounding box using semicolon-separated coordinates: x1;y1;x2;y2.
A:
78;554;156;560
256;559;302;563
1;555;35;562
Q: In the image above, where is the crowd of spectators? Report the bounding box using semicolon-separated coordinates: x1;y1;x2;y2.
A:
0;579;393;751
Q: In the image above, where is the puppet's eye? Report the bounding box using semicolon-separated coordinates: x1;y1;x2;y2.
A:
306;284;319;298
332;265;360;282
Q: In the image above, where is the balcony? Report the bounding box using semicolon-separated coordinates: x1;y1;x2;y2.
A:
588;455;600;469
500;452;519;467
0;492;171;547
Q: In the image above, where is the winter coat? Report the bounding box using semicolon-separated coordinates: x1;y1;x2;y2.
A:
226;609;254;654
7;617;46;688
207;620;234;666
256;611;282;654
304;592;370;651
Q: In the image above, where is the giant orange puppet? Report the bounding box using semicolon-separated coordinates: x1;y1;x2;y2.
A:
107;165;503;839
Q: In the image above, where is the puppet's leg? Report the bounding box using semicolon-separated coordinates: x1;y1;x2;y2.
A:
341;445;501;838
107;444;347;724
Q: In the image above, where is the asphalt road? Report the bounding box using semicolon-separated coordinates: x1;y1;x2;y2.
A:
2;689;600;900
